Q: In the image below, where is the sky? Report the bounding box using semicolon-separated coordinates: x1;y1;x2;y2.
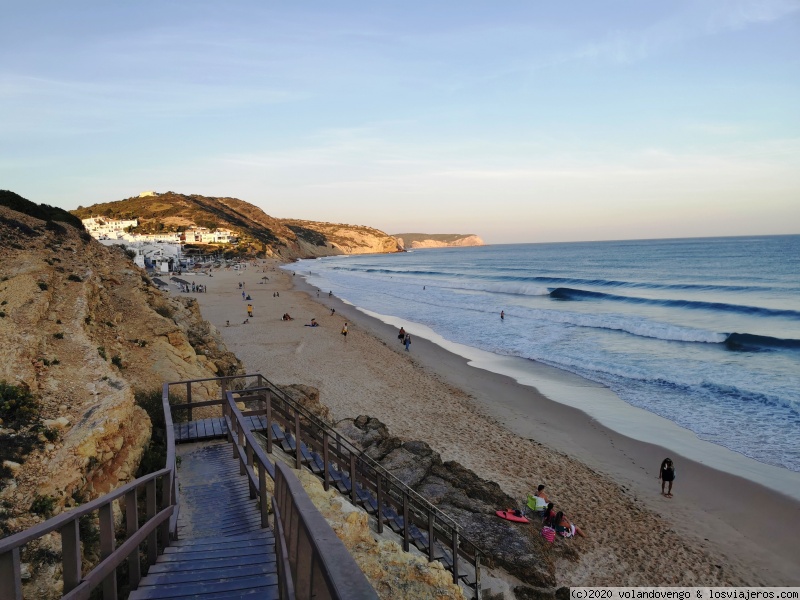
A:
1;1;799;244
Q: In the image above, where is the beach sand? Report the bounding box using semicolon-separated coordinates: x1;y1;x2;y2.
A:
182;260;799;588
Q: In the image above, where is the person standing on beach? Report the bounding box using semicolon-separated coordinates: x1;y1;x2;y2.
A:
404;334;411;351
341;323;348;340
659;458;675;497
398;326;406;342
247;303;253;318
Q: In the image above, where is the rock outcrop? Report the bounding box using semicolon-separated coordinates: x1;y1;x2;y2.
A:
0;198;243;595
393;233;485;249
335;416;561;589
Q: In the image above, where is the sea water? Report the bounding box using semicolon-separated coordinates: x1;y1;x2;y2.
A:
287;236;800;473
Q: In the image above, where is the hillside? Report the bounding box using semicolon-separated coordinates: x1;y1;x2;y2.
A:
393;232;485;249
0;193;243;596
72;192;402;258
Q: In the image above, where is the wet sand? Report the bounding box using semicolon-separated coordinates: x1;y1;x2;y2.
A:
182;260;800;587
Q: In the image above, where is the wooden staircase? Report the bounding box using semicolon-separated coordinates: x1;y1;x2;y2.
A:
129;441;279;599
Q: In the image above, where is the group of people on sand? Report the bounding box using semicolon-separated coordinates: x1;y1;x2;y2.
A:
397;327;411;351
527;484;586;539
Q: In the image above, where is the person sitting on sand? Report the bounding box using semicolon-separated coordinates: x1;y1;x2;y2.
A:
553;511;585;538
659;458;675;497
526;485;549;514
305;318;319;327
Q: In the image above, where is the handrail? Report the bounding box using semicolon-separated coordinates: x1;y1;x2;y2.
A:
222;388;378;599
274;461;378;600
235;381;483;596
0;468;169;553
0;384;181;600
246;382;464;531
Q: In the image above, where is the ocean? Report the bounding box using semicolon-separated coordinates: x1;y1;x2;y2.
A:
287;236;800;474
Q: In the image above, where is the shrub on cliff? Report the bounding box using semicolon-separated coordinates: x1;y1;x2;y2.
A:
0;381;38;429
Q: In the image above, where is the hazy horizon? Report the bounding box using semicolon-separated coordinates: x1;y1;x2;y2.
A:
2;1;798;244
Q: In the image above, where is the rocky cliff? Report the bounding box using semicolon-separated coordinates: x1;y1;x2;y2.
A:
282;219;402;256
393;233;485;249
0;197;242;589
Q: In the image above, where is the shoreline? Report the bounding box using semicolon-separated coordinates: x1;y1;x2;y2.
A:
184;261;800;586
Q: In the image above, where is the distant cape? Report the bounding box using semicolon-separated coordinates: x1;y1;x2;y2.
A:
392;233;484;249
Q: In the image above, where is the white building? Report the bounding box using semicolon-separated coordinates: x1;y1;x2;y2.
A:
82;217;139;240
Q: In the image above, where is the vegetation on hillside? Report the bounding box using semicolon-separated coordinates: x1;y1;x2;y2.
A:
71;191;401;256
72;191;288;249
0;190;84;230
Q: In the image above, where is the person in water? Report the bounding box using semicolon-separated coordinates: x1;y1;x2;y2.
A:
659;458;675;497
501;310;505;320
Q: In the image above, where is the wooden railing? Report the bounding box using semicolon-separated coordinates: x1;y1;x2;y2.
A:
220;385;377;600
224;381;483;597
0;386;178;600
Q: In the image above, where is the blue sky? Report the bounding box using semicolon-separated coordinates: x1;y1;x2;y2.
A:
2;1;798;243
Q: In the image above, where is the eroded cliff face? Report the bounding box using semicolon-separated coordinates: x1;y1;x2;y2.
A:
0;206;241;578
395;234;485;249
282;219;403;257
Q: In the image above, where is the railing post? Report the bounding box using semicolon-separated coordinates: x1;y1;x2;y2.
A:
265;391;273;453
402;492;410;552
146;478;157;567
322;431;330;492
294;412;302;469
60;519;81;594
258;461;269;528
376;475;383;534
451;528;459;585
239;427;246;476
350;453;358;505
246;443;256;499
475;551;481;599
428;511;435;562
0;548;22;600
99;503;118;599
186;382;192;423
160;472;172;549
126;488;141;588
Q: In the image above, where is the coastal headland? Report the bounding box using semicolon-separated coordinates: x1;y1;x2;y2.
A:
184;259;800;588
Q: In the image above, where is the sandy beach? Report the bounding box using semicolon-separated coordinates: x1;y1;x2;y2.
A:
181;260;800;588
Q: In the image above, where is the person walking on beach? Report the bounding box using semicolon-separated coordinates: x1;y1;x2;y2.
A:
398;326;406;342
241;290;246;300
659;458;675;497
341;323;348;340
404;334;411;351
247;303;253;318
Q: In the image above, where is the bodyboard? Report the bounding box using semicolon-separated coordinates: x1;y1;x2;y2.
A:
495;510;529;523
